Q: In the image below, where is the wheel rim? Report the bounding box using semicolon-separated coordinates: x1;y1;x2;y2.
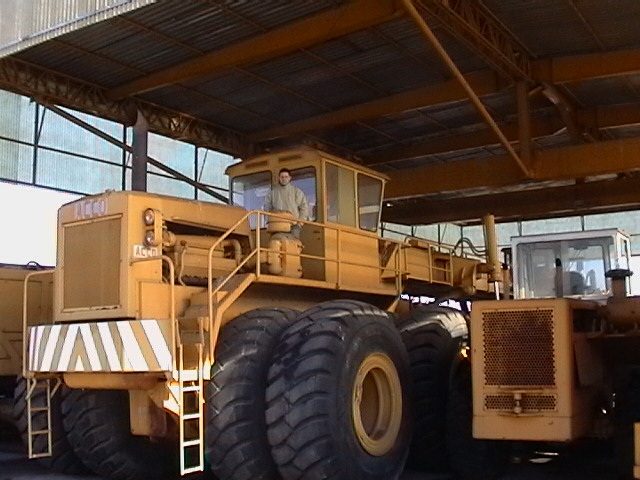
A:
352;352;402;456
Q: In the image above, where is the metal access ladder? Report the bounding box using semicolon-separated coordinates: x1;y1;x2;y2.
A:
177;320;205;475
26;377;60;459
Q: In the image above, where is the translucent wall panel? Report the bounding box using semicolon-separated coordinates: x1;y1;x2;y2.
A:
147;132;195;177
147;173;194;199
0;90;35;142
197;187;229;204
0;139;32;183
584;212;640;238
37;149;121;193
40;107;123;163
413;224;439;240
632;236;640;256
197;147;237;189
439;223;463;246
521;216;583;235
381;222;412;241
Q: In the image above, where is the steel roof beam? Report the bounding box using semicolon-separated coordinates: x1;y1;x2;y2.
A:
382;175;640;225
384;135;640;199
364;116;564;166
365;103;640;165
108;0;402;99
533;50;640;84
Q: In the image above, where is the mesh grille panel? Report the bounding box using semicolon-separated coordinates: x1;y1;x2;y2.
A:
482;308;555;387
485;394;557;412
63;217;121;309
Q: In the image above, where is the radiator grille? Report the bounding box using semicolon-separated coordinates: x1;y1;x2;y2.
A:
484;394;557;412
482;308;555;387
63;217;121;310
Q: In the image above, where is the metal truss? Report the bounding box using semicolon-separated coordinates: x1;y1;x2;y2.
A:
415;0;532;81
0;57;247;157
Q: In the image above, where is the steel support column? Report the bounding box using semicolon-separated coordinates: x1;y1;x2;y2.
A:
132;110;148;192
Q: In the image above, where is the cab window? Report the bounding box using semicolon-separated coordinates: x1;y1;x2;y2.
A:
230;171;271;228
289;167;317;221
326;163;355;226
357;174;382;231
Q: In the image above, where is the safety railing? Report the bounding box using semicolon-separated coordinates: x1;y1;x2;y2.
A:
202;210;411;356
21;269;56;460
22;269;55;377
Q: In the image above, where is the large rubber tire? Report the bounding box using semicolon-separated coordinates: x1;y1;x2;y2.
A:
397;305;468;472
614;366;640;479
445;362;510;480
62;388;177;480
13;376;88;474
205;307;299;480
266;300;412;480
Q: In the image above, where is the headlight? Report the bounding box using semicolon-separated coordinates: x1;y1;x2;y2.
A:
143;208;155;226
144;230;156;246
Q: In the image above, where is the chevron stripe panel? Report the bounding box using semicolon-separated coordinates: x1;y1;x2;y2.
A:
27;319;173;373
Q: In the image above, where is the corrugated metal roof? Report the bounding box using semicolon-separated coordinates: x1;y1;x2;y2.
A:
0;0;157;57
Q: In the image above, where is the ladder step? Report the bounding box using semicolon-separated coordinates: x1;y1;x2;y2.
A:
30;406;50;412
178;370;200;381
182;466;204;475
31;429;50;435
182;413;201;421
182;439;202;447
181;385;201;393
31;453;53;459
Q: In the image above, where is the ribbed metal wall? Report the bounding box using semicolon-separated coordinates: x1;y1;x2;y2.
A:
0;0;156;57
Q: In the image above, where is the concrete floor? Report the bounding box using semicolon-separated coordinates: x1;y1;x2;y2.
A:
0;418;617;480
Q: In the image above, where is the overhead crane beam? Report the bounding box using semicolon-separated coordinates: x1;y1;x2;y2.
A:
382;174;640;225
107;0;402;99
384;135;640;199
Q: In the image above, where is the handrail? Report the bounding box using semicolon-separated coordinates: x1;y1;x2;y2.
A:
206;210;410;300
22;269;55;378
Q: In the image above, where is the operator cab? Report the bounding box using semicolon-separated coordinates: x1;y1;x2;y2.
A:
511;229;631;300
226;147;387;232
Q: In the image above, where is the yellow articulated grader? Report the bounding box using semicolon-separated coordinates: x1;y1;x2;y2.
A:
18;147;500;480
